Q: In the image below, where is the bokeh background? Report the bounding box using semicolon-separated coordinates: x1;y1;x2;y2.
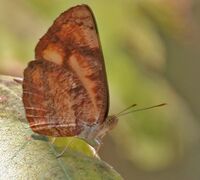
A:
1;0;200;179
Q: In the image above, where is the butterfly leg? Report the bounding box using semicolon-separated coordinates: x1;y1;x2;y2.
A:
56;139;74;158
13;77;23;84
94;139;102;152
50;137;56;144
89;138;102;152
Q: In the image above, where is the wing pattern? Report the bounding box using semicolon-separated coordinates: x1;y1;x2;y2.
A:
23;5;109;136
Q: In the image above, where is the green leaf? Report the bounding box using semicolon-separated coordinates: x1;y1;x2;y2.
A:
0;75;122;180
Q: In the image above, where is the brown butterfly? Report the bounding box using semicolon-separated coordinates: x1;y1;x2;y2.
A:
23;4;117;149
22;4;166;151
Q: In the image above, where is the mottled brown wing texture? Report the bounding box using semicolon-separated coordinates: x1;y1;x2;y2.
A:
23;5;109;136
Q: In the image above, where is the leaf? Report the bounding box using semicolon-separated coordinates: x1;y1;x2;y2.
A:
0;75;122;180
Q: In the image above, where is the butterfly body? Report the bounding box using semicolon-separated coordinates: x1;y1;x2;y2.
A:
23;5;117;149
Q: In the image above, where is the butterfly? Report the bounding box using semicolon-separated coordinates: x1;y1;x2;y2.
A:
22;4;118;150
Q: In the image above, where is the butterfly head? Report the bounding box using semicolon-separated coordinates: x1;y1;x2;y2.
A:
104;115;119;132
96;115;119;140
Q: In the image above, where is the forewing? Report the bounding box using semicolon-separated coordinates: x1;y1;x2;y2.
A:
35;5;109;125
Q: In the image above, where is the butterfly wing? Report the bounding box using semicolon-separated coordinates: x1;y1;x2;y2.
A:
23;5;109;136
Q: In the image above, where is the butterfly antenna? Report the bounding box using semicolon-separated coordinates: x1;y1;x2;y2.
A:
115;104;137;116
118;103;167;117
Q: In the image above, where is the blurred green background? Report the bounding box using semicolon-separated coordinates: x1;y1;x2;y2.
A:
1;0;200;179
